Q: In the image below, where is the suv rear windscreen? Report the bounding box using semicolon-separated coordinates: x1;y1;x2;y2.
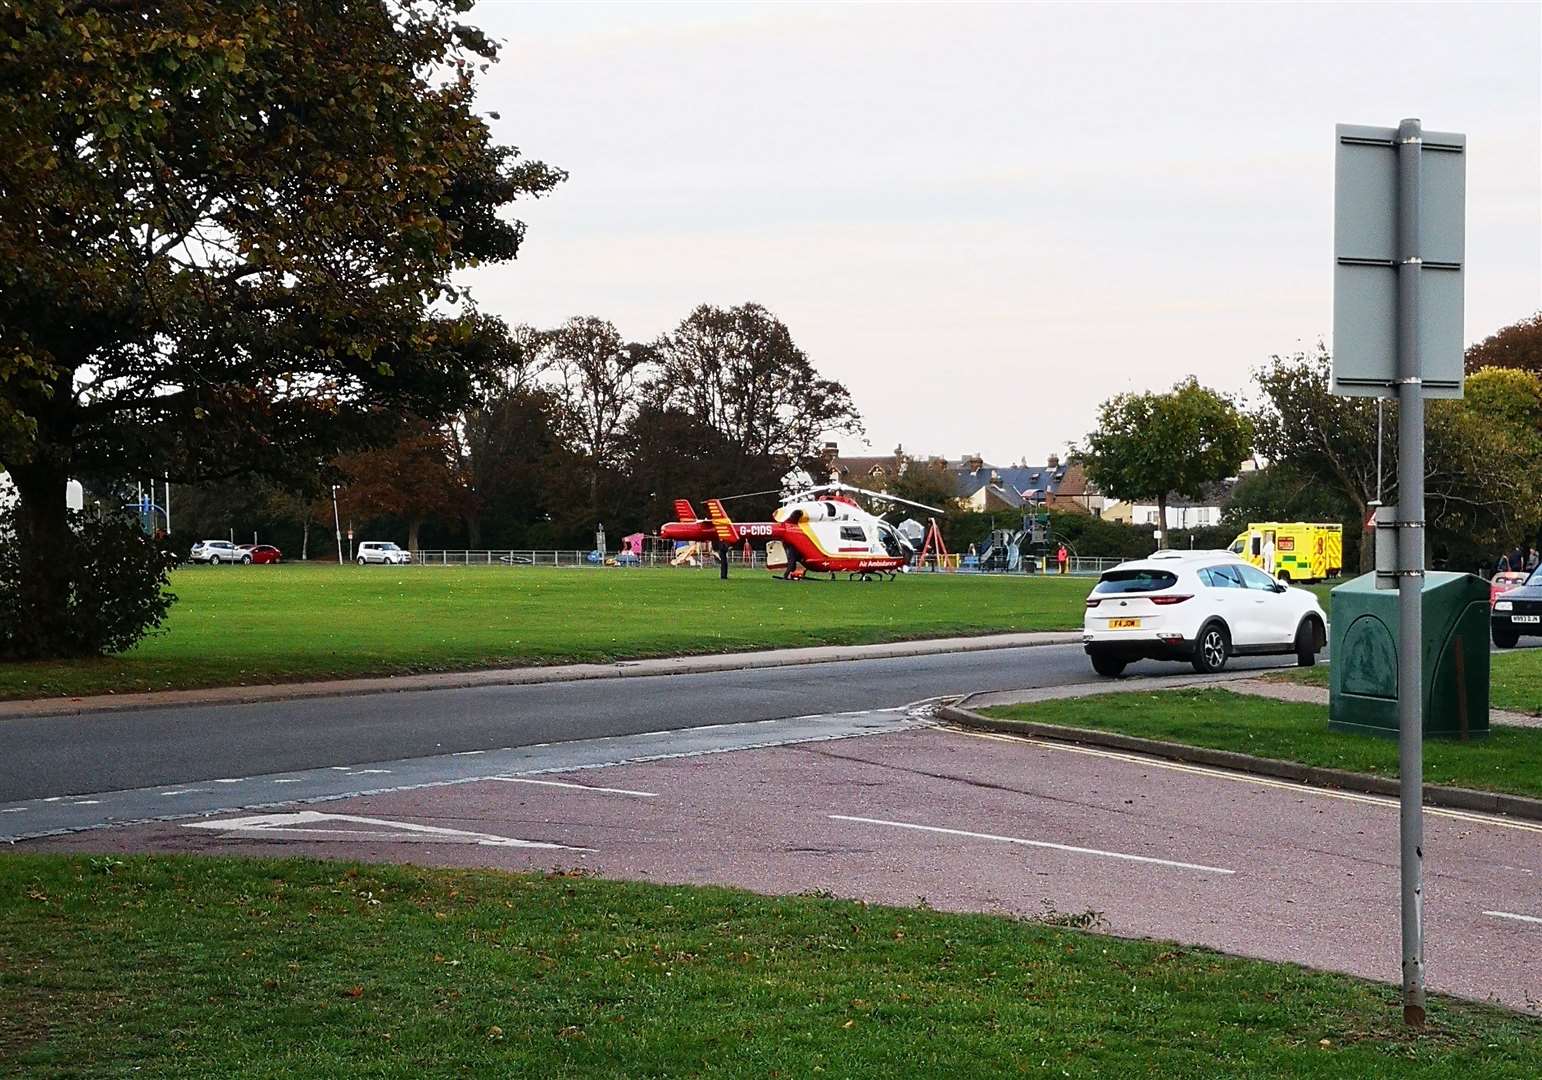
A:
1094;569;1179;594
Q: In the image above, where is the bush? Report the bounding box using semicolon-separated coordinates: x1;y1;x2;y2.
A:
0;509;180;658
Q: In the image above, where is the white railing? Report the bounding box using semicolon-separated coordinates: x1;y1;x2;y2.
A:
411;549;769;569
409;550;1127;574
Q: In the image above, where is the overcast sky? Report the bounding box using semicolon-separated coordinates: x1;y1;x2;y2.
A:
461;1;1542;465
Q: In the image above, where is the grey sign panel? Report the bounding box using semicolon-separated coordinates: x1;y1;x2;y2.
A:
1333;124;1465;398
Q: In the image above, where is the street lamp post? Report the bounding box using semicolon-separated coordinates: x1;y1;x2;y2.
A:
332;485;343;564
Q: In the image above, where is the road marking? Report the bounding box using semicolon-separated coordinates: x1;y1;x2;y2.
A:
954;729;1542;835
271;778;304;784
487;776;657;798
830;814;1235;875
347;769;392;775
2;807;27;813
451;750;485;757
71;800;100;806
1485;910;1542;926
213;778;245;784
183;811;590;850
160;789;209;797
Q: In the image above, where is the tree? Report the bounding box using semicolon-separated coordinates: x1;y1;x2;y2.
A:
335;418;468;553
1466;312;1542;375
457;387;564;549
0;1;561;656
652;303;863;475
1081;379;1252;548
1254;350;1542;570
544;317;654;518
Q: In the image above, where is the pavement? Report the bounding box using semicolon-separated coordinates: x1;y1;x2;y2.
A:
22;716;1542;1011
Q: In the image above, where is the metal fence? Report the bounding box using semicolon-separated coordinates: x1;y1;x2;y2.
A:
409;550;1126;575
412;549;770;569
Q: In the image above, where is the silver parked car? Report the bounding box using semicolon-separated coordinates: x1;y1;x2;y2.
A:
356;541;412;566
190;540;249;565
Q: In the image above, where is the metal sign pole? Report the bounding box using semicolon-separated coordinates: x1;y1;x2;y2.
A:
1394;116;1426;1027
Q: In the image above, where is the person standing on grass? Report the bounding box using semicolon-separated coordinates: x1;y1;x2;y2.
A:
1056;543;1069;575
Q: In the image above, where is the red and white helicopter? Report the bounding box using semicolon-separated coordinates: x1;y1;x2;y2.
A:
660;481;945;580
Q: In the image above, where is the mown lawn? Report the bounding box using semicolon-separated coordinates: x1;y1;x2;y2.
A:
2;855;1536;1078
1281;649;1542;715
981;689;1542;799
0;566;1088;701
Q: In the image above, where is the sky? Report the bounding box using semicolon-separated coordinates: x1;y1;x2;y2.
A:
459;1;1542;465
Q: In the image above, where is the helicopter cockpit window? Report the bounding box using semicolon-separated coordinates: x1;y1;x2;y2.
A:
839;526;867;543
876;521;903;556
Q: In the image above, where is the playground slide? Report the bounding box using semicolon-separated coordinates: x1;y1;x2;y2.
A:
671;542;705;567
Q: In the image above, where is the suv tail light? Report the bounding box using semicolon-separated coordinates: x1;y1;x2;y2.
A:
1085;598;1101;608
1149;594;1193;606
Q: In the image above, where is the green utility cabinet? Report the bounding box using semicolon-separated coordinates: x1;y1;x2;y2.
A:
1329;572;1489;739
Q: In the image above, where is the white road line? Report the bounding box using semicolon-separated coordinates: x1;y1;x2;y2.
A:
160;789;209;796
1485;910;1542;926
2;807;28;813
213;778;245;784
955;729;1542;835
182;811;589;850
487;776;657;798
451;750;484;757
271;778;304;784
347;769;392;775
71;800;100;806
830;814;1235;875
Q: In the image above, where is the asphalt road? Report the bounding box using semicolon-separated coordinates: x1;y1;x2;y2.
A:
33;724;1542;1009
0;645;1300;803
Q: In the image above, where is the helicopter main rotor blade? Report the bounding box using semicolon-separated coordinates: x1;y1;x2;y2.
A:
801;481;947;516
715;488;784;503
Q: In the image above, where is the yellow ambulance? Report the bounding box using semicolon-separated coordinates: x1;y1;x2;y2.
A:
1227;523;1343;583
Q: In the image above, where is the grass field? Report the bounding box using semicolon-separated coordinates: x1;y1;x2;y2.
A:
0;566;1090;701
1281;650;1542;715
3;855;1536;1077
981;689;1542;799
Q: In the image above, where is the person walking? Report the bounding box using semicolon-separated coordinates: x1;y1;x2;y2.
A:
1056;543;1069;575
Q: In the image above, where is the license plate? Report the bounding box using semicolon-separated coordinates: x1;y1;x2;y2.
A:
1108;618;1141;629
1512;615;1540;624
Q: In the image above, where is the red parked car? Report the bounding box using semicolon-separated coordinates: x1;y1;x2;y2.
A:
239;544;283;565
1490;571;1528;606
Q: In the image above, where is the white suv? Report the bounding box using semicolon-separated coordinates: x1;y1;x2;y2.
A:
356;541;411;566
1083;550;1326;677
190;540;249;565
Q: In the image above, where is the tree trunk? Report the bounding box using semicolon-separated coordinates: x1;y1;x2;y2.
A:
407;517;421;553
1156;493;1170;550
301;517;310;562
6;461;75;659
466;513;482;550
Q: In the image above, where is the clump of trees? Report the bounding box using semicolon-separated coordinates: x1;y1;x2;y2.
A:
173;302;864;556
0;0;561;657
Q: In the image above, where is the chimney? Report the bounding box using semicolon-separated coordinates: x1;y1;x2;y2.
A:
1047;453;1060;469
821;441;839;463
966;453;984;472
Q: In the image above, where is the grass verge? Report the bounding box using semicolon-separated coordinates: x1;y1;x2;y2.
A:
0;566;1085;702
2;855;1537;1077
980;689;1542;800
1276;650;1542;716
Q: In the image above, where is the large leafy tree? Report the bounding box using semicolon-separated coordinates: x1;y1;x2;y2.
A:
1081;378;1253;548
0;1;561;655
1466;311;1542;375
652;303;863;477
1254;350;1542;570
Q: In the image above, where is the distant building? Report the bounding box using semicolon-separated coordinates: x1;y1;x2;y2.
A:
1102;480;1237;530
825;446;1105;515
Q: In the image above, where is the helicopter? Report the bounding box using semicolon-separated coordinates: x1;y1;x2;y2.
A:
660;480;946;580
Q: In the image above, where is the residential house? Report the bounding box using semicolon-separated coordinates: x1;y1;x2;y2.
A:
1102;479;1237;531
